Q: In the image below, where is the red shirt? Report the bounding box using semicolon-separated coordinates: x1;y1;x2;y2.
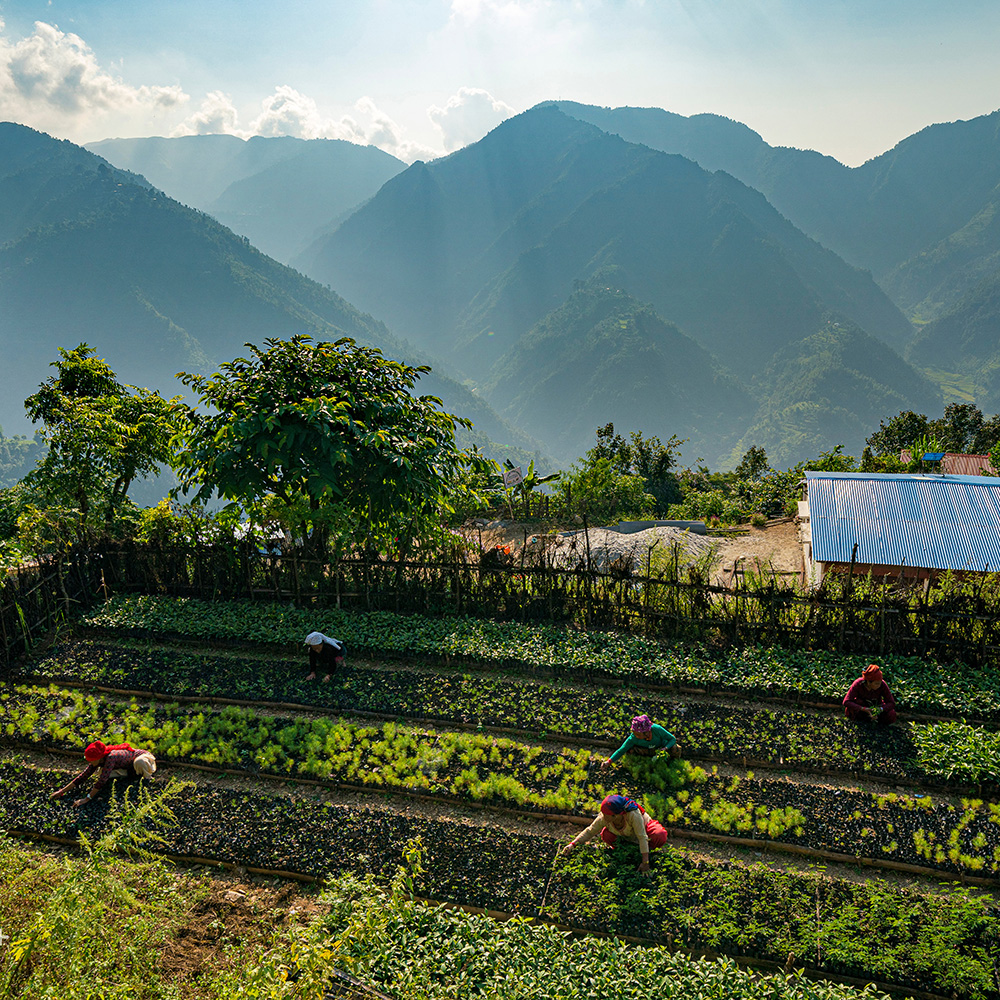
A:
843;677;895;714
67;746;147;796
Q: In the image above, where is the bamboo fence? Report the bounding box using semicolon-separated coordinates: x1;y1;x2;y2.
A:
4;534;1000;671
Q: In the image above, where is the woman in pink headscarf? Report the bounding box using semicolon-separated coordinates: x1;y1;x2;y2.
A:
560;794;669;872
601;714;676;770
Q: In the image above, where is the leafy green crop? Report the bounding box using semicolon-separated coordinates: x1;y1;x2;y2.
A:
80;595;999;718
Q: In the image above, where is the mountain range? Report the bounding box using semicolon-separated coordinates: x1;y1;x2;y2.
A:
5;97;1000;473
0;123;543;470
549;101;1000;319
87;134;405;264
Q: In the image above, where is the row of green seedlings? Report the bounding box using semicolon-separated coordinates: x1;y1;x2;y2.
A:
296;857;902;1000
6;759;1000;1000
8;682;1000;877
2;682;808;836
81;594;999;719
33;638;1000;786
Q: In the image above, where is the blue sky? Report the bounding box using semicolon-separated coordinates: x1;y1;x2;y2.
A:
0;0;998;163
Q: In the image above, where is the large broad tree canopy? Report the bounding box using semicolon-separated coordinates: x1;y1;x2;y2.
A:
173;335;476;543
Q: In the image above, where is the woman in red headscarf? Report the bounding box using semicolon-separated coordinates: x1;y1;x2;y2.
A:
49;740;157;808
843;664;897;725
560;794;669;872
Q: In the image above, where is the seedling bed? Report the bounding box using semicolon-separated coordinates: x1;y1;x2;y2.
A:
79;595;1000;721
8;680;1000;882
24;638;1000;791
650;768;1000;879
5;760;1000;1000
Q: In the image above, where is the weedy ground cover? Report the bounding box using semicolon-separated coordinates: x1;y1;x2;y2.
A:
0;829;899;1000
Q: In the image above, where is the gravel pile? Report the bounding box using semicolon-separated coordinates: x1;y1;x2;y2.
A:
536;525;717;572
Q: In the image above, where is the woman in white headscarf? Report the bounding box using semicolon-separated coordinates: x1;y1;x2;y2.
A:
304;631;346;682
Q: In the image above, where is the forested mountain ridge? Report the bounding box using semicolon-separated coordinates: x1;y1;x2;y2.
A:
87;133;405;264
730;321;941;468
300;105;913;378
908;269;1000;411
0;122;151;246
0;123;543;465
552;101;1000;324
483;281;756;464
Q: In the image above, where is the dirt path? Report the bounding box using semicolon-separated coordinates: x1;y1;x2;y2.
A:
711;519;803;586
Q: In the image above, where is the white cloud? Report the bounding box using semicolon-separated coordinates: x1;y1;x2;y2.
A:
0;18;508;163
428;87;514;151
173;86;442;162
0;18;186;128
250;85;359;140
170;90;244;137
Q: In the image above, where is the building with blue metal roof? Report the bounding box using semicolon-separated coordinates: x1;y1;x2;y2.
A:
800;471;1000;587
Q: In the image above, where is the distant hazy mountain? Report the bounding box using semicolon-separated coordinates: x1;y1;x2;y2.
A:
0;124;543;467
483;281;755;465
730;320;941;469
907;268;1000;410
299;106;911;380
552;101;1000;323
87;134;405;263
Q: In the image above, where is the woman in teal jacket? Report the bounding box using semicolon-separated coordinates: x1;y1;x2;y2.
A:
602;714;676;769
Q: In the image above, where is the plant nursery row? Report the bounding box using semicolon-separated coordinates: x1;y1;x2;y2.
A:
5;760;1000;1000
8;681;1000;880
80;595;1000;719
28;638;1000;787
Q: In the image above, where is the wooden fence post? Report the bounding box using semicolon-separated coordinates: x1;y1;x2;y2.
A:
839;543;858;652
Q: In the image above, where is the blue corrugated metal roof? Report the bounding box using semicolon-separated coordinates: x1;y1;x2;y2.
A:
805;471;1000;571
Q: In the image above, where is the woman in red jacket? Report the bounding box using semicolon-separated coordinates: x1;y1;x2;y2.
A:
843;663;897;725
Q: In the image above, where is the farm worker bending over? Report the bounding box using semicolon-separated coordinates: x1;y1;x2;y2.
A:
305;631;346;683
49;741;157;808
602;714;676;769
561;794;668;873
843;664;897;725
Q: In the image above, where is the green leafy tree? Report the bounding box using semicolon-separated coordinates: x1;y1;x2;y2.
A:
806;444;858;472
868;404;1000;460
735;445;769;481
588;422;683;513
556;457;655;523
22;345;178;543
866;411;930;458
859;446;905;473
173;335;478;551
928;402;1000;454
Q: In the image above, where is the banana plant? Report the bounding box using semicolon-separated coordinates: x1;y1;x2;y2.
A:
490;459;560;519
